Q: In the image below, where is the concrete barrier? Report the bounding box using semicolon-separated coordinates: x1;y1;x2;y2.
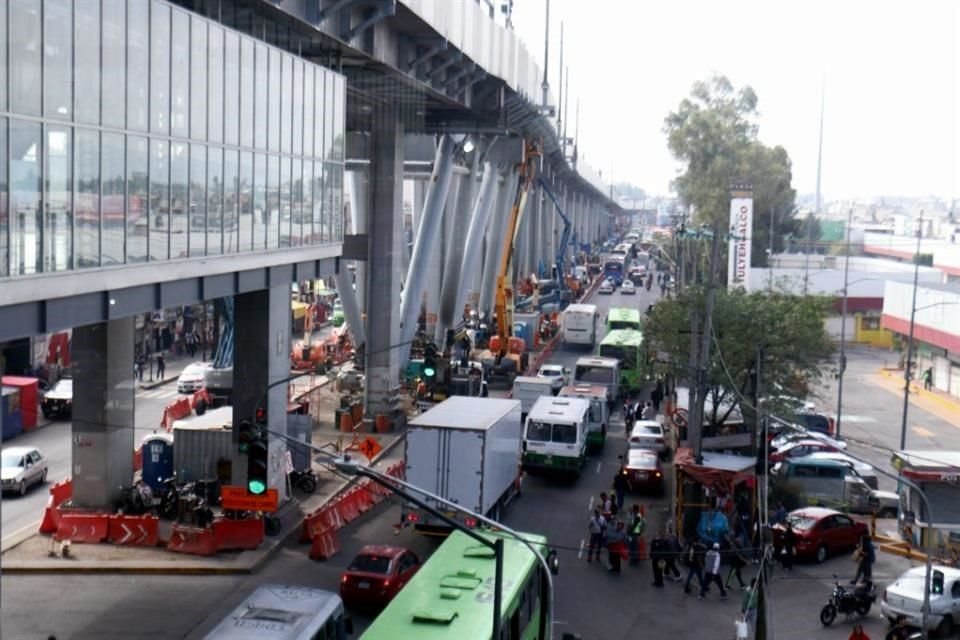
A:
107;514;160;547
56;511;110;544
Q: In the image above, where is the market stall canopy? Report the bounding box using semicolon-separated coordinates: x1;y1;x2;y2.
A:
674;447;755;492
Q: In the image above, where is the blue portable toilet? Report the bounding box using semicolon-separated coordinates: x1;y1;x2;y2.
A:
2;386;23;441
141;434;174;491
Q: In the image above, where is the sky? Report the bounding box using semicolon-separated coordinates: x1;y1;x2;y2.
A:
510;0;960;202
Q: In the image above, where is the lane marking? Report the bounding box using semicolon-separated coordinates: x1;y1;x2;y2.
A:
595;461;602;475
588;495;594;511
577;539;584;559
912;426;935;438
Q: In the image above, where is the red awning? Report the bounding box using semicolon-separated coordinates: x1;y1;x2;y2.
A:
674;447;755;493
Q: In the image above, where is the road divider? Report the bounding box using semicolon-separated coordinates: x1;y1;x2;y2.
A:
56;511;110;544
108;514;159;547
168;523;218;556
39;478;73;535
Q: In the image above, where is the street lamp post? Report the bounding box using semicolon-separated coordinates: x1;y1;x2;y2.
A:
835;271;878;440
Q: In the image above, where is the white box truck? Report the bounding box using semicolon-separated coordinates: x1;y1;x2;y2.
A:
402;397;523;534
511;376;555;422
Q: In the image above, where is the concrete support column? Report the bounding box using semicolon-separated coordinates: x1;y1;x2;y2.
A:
347;170;369;317
479;169;518;319
525;182;540;278
71;318;135;508
437;159;478;342
365;112;405;417
232;285;290;502
456;162;498;322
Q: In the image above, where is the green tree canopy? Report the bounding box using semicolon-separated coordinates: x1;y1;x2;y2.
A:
646;287;834;426
664;74;798;268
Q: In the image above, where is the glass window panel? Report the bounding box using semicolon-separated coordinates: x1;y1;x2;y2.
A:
170;142;188;259
207;26;224;144
324;71;335;160
313;68;325;161
253;153;266;249
189;144;206;256
280;55;293;154
101;132;125;266
224;32;239;146
239;151;253;252
190;17;207;140
74;1;100;125
9;0;42;116
10;120;41;275
303;65;314;159
74;128;99;269
280;156;291;247
290;158;302;246
266;154;279;248
149;2;172;135
101;1;125;127
170;10;189;138
333;75;345;161
0;1;6;111
223;149;238;253
254;43;268;150
44;125;71;272
320;161;331;243
311;161;323;246
206;146;223;256
302;159;313;244
330;163;343;242
126;136;148;263
128;0;150;132
150;139;169;262
0;118;7;276
240;38;255;149
43;0;72;120
268;49;280;152
292;60;303;156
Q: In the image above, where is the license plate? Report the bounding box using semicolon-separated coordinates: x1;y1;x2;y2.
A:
358;582;370;589
634;472;648;480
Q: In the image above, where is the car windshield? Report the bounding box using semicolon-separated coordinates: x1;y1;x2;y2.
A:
183;365;207;376
785;514;817;531
1;452;24;468
348;554;392;574
52;380;72;392
794;413;830;433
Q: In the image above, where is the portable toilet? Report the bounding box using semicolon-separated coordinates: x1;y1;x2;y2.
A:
141;434;174;491
1;386;23;441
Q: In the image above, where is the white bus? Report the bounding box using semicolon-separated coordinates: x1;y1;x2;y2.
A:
559;383;609;452
562;304;599;347
573;356;620;404
204;585;352;640
522;396;591;476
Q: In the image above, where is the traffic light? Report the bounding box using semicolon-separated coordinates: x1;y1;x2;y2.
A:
247;431;268;495
422;344;437;382
238;420;254;454
933;570;945;595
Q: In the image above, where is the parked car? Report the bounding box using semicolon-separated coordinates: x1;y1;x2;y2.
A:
623;448;664;495
340;545;421;607
628;420;667;458
177;362;212;393
770;430;847;452
620;280;636;295
41;378;73;419
769;439;842;463
598;280;615;295
537;364;571;394
881;565;960;636
1;447;48;496
799;451;880;489
772;507;867;563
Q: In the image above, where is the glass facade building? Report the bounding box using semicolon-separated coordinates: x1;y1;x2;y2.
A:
0;0;346;278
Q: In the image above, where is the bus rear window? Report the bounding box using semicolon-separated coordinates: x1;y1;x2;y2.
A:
575;365;613;384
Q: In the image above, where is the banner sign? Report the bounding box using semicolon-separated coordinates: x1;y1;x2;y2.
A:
727;191;753;289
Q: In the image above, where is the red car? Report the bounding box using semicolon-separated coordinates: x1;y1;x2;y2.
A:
772;507;868;563
623;449;664;496
340;545;421;607
768;439;840;463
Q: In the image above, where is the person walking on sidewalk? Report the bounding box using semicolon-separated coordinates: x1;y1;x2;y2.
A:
741;578;759;635
651;379;664;413
725;537;748;590
922;367;933;390
613;464;631;512
607;520;629;574
684;537;707;595
586;509;607;563
780;523;796;571
156;353;166;380
650;530;668;586
641;402;654;421
852;532;875;584
664;529;683;581
700;543;728;599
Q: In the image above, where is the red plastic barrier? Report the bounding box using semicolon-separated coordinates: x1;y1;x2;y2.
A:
161;397;193;431
167;523;217;556
107;514;159;546
39;479;74;534
309;529;341;561
354;486;374;514
191;388;212;411
56;511;110;543
336;491;360;523
213;517;264;551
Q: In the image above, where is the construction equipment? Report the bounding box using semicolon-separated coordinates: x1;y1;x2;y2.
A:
475;141;539;385
539;177;575;306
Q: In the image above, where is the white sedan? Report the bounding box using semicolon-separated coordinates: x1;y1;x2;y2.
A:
628;421;668;458
620;280;636;294
1;447;48;496
598;280;615;295
537;364;570;394
177;362;213;393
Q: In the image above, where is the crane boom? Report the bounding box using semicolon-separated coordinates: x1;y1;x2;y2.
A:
537;178;571;300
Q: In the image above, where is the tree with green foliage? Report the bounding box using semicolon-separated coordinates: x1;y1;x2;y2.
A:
646;287;834;427
664;75;798;268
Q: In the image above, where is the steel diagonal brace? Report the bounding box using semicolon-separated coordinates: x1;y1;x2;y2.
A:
341;0;396;42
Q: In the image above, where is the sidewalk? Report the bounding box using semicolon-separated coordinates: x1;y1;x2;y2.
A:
876;367;960;427
137;352;201;390
0;425;405;574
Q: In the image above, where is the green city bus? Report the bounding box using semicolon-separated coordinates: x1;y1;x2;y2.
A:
598;329;650;393
606;307;641;332
361;529;551;640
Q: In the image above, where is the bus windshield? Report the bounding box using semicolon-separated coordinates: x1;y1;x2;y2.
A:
575;364;614;384
603;261;623;273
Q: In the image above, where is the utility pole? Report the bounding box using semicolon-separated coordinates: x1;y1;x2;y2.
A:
899;211;924;451
835;208;853;439
691;223;722;464
540;0;550;110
